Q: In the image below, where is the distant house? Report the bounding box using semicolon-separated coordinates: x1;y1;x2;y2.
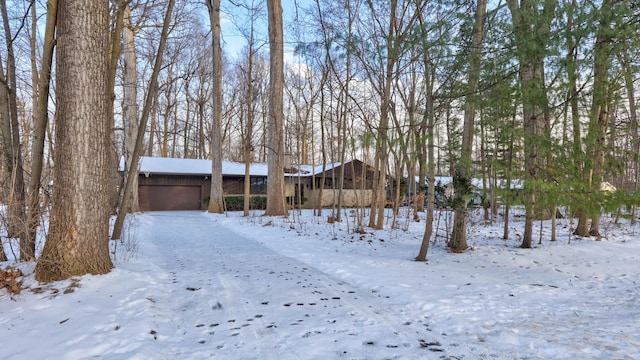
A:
130;156;377;211
301;159;377;208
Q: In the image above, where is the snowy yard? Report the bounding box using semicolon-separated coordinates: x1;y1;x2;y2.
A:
1;208;639;359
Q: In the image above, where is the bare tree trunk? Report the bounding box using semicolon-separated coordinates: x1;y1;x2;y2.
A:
122;4;139;213
416;47;436;261
25;1;38;262
620;51;639;224
334;0;355;222
0;0;27;258
107;0;126;217
563;0;588;233
586;0;614;238
316;77;328;217
371;0;399;230
479;115;489;221
35;0;113;282
265;0;287;216
243;71;255;216
503;113;516;240
147;104;156;156
450;0;486;252
25;0;58;261
0;50;8;263
206;0;224;214
368;148;380;227
238;7;260;217
111;0;176;240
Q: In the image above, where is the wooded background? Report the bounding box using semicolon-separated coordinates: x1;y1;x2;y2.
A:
1;0;639;278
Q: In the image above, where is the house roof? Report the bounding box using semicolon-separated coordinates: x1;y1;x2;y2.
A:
414;176;524;190
131;156;347;177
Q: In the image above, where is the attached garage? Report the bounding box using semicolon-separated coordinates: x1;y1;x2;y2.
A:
137;171;211;211
129;156;377;211
139;185;202;211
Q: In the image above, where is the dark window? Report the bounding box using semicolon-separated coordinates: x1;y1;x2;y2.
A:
250;177;267;194
324;178;333;188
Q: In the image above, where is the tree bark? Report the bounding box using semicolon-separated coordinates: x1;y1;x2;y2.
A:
620;51;639;224
206;0;225;214
563;0;588;236
25;0;58;261
243;55;255;217
265;0;287;216
415;33;436;261
0;0;27;258
586;0;614;238
508;0;553;248
503;113;516;240
35;0;113;282
450;0;486;252
106;0;126;217
122;4;140;213
238;12;259;217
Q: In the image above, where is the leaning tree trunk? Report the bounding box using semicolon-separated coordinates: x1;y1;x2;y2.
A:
35;0;113;282
111;0;175;240
25;0;57;261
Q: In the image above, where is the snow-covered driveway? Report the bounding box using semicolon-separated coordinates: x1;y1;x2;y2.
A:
136;212;454;359
5;210;639;359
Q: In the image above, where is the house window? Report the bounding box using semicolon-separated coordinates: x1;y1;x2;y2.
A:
314;178;335;189
324;178;333;188
250;177;267;194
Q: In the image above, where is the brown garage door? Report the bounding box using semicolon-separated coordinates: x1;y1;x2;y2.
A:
139;185;202;211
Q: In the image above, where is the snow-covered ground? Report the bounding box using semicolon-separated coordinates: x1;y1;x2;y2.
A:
1;208;639;359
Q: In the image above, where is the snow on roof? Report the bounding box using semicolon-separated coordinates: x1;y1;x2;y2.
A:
413;176;454;186
599;181;617;192
306;162;343;175
134;156;347;177
413;176;524;190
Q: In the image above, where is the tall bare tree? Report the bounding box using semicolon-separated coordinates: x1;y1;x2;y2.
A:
415;0;439;261
265;0;287;216
122;3;140;212
0;0;28;259
206;0;224;214
230;0;266;216
35;0;113;281
25;0;58;261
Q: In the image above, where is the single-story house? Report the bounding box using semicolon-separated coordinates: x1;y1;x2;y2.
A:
129;156;377;211
301;159;377;208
